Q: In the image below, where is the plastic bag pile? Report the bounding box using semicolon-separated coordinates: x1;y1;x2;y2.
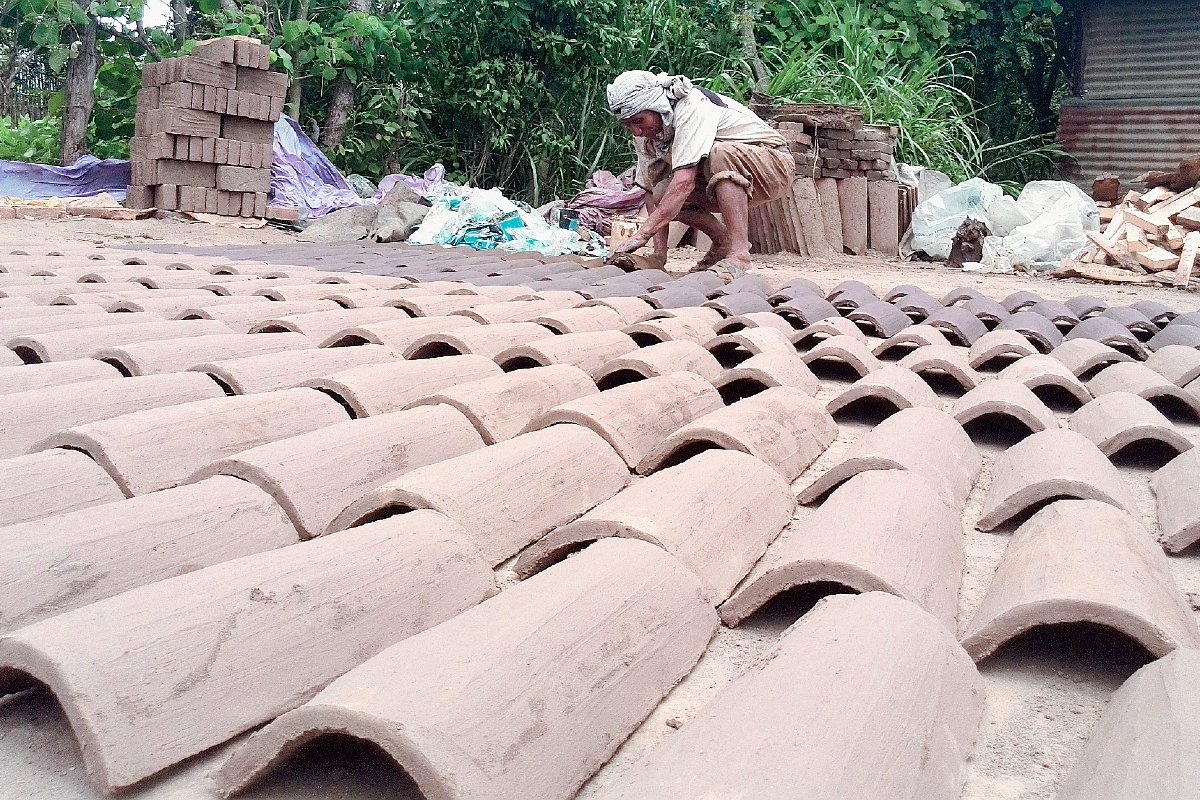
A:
910;178;1101;272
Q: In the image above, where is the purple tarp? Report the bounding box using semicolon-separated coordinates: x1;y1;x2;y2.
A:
269;115;365;218
0;155;130;201
566;167;646;235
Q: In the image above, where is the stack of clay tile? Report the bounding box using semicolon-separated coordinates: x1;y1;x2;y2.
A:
125;36;287;219
1;238;1199;800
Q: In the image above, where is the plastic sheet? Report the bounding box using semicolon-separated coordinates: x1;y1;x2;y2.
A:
268;116;365;219
0;155;130;201
566;167;646;235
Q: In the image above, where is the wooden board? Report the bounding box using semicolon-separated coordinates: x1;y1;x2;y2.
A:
1175;231;1200;287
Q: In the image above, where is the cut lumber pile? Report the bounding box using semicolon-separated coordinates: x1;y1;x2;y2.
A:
1082;173;1200;288
125;36;289;219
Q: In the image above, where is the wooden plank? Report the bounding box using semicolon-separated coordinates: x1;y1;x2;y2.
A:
1055;261;1157;284
1087;231;1144;271
1147;187;1200;219
1123;224;1148;253
1176;207;1200;231
1134;245;1180;272
1165;222;1186;250
1101;209;1127;241
1124;207;1170;237
1175;231;1200;287
1135;186;1174;209
814;177;844;255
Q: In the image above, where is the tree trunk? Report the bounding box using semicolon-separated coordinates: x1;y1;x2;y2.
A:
285;0;310;118
739;6;769;93
172;0;189;44
319;0;370;147
219;0;238;12
60;19;98;166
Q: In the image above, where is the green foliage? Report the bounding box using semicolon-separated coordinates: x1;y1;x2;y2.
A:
0;114;60;162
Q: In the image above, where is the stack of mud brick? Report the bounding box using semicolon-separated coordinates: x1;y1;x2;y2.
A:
125;36;286;218
742;101;903;257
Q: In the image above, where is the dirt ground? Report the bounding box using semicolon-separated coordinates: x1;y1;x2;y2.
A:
1;216;1197;800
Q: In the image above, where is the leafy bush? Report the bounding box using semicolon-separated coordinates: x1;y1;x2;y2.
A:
0;115;60;163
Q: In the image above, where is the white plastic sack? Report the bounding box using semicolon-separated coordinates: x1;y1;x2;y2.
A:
910;178;1005;259
407;205;464;245
990;182;1100;268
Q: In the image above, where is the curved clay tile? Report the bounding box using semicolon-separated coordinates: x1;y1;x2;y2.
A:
524;371;722;468
976;429;1139;531
1065;317;1149;359
496;329;636;375
322;315;480;349
303;356;501;417
0;448;123;527
968;329;1038;369
405;364;597;445
449;299;557;325
777;276;824;298
995;310;1064;352
883;284;926;302
388;293;489;317
197;344;397;395
1068;391;1192;459
578;296;654;325
0;372;226;460
516;449;793;604
892;292;944;322
0;510;497;794
1001;290;1043;313
1148;322;1200;351
0;308;160;342
703;290;773;317
710;273;771;298
181;299;340;333
713;310;796;336
1100;306;1159;338
721;471;962;629
0;476;298;634
1029;299;1081;329
1088;361;1200;421
924;306;988;346
579;278;651;301
1065;295;1108;319
249;307;402;341
0;357;121;395
941;286;986;305
250;283;373;303
585;592;984;800
116;293;270;319
330;425;629;564
198;405;483;540
36;387;347;496
638;386;837;480
95;331;313;376
532;305;623;334
9;318;233;363
798;407;981;509
216;537;716;800
1057;649;1200;800
621;316;716;347
789;315;868;350
873;324;953;359
961;499;1200;660
712;352;820;402
846;299;913;337
827;365;942;417
673;271;724;295
404;322;554;360
1050;337;1133;378
1131;299;1178;325
511;289;584;309
640;285;711;310
633;305;724;327
951;379;1059;436
999;353;1093;406
827;280;877;305
773;294;840;328
963;297;1009;328
705;327;794;368
898;344;982;391
323;289;439;309
1145;344;1200;386
592;340;723;388
1151;449;1200;553
800;334;883;377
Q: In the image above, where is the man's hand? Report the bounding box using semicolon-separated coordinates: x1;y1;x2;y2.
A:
613;230;652;254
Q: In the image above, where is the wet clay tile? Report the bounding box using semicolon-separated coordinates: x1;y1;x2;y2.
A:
846;300;913;337
0;476;298;633
999;353;1093;406
0;448;123;527
9;318;233;362
1148;323;1200;351
704;327;794;368
0;510;496;793
1050;337;1133;377
883;284;926;302
592;340;723;388
588;592;984;800
893;291;944;322
711;273;770;297
1065;317;1149;359
1146;344;1200;386
1065;295;1108;319
196;405;484;539
389;294;491;317
0;310;164;343
514;289;585;309
524;371;722;469
773;294;840;328
406;364;597;444
1029;299;1081;329
114;293;270;318
1068;391;1192;459
621;316;716;347
1131;299;1178;325
320;289;434;309
330;425;628;564
0;372;225;459
924;306;989;345
95;331;314;376
789;316;869;349
777;277;823;298
451;299;558;325
898;344;982;391
302;355;502;417
320;314;479;349
712;310;795;336
800;334;883;377
826;365;942;417
826;280;877;309
637;386;837;481
798;407;981;509
516;449;793;605
712;352;820;402
1088;361;1200;421
636;305;725;327
196;344;397;394
961;499;1200;660
216;538;716;800
873;324;952;359
495;330;637;375
941;286;986;305
1057;649;1200;800
36;387;347;495
578;296;654;325
1100;306;1159;338
249;307;403;341
721;470;963;629
975;429;1139;531
996;311;1064;352
404;322;554;360
703;291;772;317
1151;448;1200;553
951;379;1059;436
968;329;1039;369
640;285;711;310
0;358;121;395
250;283;375;302
532;305;623;334
1001;290;1043;313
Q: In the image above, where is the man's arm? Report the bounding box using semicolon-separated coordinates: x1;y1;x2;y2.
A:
614;166;697;254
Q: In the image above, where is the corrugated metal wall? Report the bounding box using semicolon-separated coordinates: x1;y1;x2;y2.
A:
1056;0;1200;182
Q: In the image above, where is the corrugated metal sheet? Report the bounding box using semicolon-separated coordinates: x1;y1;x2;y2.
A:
1082;0;1200;102
1058;105;1200;181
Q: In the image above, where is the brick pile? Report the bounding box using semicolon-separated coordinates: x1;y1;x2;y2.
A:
125;36;286;218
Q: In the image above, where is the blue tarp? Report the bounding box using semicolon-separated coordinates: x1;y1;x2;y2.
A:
0;155;130;201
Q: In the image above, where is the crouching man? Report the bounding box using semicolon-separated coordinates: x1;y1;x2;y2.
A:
605;70;793;279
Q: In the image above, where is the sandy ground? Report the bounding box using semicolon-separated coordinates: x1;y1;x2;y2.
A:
1;216;1197;800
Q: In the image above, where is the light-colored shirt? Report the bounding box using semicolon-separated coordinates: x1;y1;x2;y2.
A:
633;88;785;189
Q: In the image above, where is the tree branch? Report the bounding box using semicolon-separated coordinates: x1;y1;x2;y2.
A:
93;16;161;60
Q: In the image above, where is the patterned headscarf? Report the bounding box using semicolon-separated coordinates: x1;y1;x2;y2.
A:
606;70;694;129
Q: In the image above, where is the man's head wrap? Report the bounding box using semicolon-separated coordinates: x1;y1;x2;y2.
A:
606;71;694;128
